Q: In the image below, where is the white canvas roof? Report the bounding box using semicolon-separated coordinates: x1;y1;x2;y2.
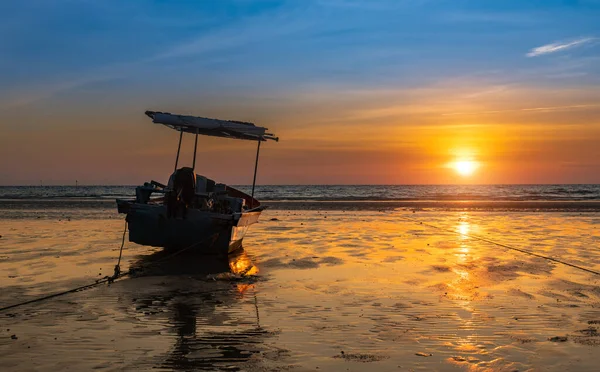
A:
145;110;278;142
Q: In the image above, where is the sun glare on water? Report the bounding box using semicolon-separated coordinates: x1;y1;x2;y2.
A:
453;160;479;176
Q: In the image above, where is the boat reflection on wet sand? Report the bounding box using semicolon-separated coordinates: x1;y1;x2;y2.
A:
124;249;279;371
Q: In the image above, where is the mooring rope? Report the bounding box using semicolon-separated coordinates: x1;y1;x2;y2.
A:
0;223;226;313
397;214;600;277
109;219;128;281
0;276;123;313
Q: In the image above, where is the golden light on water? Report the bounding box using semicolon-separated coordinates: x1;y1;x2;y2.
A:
457;220;470;237
229;257;258;276
229;250;259;276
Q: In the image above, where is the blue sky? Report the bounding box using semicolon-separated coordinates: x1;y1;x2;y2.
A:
1;0;599;184
2;0;598;104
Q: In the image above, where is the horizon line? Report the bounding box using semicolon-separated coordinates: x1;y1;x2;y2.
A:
1;183;599;187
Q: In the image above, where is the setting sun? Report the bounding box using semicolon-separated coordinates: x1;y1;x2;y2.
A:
453;160;479;176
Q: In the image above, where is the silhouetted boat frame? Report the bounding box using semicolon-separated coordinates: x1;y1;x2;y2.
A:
116;111;278;255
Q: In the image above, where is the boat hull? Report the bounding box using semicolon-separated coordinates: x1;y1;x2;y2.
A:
122;202;262;255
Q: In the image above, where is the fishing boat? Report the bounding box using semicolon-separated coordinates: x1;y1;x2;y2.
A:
116;110;278;255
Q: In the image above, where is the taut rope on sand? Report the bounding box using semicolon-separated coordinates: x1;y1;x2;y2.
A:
399;215;600;277
0;222;227;313
108;219;128;282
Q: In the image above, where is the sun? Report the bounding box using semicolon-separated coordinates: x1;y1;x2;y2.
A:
453;160;479;176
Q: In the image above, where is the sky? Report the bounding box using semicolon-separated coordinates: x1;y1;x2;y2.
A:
0;0;599;185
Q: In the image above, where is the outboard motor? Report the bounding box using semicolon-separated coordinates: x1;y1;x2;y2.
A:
166;167;196;218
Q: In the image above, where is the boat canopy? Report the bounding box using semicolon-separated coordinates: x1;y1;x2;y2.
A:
145;110;278;142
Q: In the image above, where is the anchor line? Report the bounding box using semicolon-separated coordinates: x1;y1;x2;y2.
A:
254;291;261;329
397;215;600;277
0;223;228;313
109;219;128;281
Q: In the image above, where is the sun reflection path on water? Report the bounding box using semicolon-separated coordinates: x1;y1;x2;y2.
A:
448;213;481;306
441;213;491;368
457;219;470;238
457;217;471;259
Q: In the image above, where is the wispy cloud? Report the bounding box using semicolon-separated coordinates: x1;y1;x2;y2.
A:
0;5;301;111
0;1;388;111
442;104;600;116
526;37;595;57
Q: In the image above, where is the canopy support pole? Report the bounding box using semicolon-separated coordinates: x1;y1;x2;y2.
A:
174;130;183;172
192;131;199;170
250;140;261;208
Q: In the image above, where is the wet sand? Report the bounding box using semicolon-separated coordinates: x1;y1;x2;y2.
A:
1;208;600;371
3;199;600;214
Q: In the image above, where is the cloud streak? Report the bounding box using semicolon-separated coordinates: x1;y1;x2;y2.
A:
526;37;595;57
442;103;600;116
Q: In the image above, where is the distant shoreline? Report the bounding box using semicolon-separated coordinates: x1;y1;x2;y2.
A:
2;199;600;212
266;200;600;211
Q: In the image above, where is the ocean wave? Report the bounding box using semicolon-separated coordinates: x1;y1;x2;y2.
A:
1;185;599;202
258;196;600;201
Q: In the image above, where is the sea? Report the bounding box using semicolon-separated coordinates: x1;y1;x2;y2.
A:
1;184;599;201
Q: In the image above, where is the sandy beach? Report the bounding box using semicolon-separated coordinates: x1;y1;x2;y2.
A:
1;205;600;371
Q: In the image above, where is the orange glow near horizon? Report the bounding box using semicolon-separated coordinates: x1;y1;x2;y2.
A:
1;81;599;185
